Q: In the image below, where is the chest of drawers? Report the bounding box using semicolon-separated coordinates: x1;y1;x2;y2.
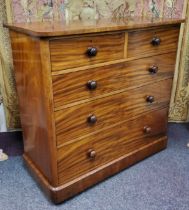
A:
5;17;184;203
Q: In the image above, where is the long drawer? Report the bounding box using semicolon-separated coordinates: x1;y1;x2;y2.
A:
128;26;180;58
50;32;125;71
57;108;168;185
52;53;175;107
55;79;172;146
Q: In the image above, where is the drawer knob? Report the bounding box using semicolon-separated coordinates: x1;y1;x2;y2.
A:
146;96;155;103
88;149;96;159
151;37;161;46
87;80;97;90
149;65;159;74
87;47;98;57
144;126;152;134
87;114;97;124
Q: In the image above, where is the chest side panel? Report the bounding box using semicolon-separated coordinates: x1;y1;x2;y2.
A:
10;31;58;185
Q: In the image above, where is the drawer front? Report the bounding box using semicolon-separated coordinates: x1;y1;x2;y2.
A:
128;26;180;58
53;53;176;107
50;33;125;71
57;108;168;184
55;79;172;146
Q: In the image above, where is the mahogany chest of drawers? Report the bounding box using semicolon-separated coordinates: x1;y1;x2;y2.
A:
5;17;184;203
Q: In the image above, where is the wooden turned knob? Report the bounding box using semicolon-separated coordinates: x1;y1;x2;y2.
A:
87;80;97;90
86;47;98;57
146;96;155;103
88;149;96;159
144;126;152;134
87;115;97;124
151;37;161;46
149;65;159;74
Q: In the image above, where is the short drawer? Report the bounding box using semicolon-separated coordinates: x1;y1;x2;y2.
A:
57;108;168;184
128;26;180;58
50;32;125;72
52;53;176;107
55;79;172;146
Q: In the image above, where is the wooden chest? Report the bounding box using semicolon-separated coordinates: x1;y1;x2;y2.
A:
5;17;184;203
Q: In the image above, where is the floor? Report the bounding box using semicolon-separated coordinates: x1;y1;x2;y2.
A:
0;131;23;156
0;123;189;210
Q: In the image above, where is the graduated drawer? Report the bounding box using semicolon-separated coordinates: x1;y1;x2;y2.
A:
57;108;168;184
50;32;125;72
128;25;180;58
55;79;172;146
52;53;176;107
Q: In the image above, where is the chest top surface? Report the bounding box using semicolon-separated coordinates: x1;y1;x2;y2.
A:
4;17;184;37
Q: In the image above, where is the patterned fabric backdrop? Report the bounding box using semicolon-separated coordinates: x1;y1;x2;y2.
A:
0;0;188;129
169;0;189;122
10;0;185;22
0;0;20;129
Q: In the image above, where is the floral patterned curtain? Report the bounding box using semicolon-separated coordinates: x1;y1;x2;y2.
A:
0;0;20;129
8;0;186;22
0;0;188;129
169;0;189;122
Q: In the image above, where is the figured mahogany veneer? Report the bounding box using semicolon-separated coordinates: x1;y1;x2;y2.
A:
50;33;125;71
52;53;176;107
9;31;58;185
57;108;168;184
128;26;180;57
55;79;172;146
5;17;184;203
4;17;184;37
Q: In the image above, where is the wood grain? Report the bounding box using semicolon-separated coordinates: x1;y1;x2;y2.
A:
52;53;176;107
23;136;167;203
128;26;180;58
57;108;168;184
50;33;125;71
4;17;184;37
55;79;172;146
10;31;58;186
